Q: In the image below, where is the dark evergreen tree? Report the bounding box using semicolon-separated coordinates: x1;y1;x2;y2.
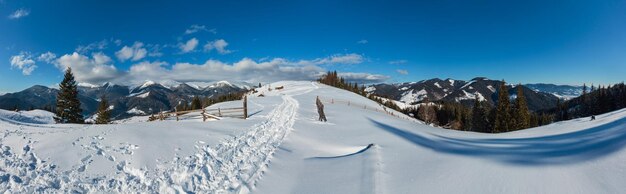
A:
55;67;84;123
493;81;510;133
190;96;202;110
512;85;530;130
95;95;111;124
471;99;488;132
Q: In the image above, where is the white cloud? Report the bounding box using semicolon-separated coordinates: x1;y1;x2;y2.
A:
54;52;121;84
396;69;409;75
120;57;387;84
9;52;36;75
37;52;57;63
179;38;199;53
299;53;364;66
49;53;386;85
340;72;389;83
115;42;147;62
204;39;232;54
8;8;29;19
357;40;368;44
184;24;216;35
389;60;408;64
75;40;109;53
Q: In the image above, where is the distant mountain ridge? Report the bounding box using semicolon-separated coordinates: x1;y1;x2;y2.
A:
366;77;576;112
525;83;583;100
0;81;254;120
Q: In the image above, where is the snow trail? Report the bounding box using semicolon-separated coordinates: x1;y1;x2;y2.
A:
159;95;299;193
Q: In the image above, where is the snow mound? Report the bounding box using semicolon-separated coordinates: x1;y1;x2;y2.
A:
309;144;375;159
0;109;55;124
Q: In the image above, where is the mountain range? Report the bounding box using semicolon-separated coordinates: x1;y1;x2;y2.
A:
0;81;253;120
0;77;583;120
366;77;582;112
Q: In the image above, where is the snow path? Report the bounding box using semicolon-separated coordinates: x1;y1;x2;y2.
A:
160;95;299;193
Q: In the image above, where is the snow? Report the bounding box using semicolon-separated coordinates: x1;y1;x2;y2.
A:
487;85;496;92
137;92;150;98
400;89;427;104
0;109;55;124
460;80;475;89
455;90;486;102
434;82;442;88
77;82;100;88
138;80;157;89
364;86;376;93
126;107;146;115
3;81;626;193
448;79;455;85
159;80;182;89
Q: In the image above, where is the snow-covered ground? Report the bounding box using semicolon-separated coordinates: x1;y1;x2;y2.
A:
2;81;626;193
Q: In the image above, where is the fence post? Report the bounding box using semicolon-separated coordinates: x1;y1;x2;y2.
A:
243;95;248;119
175;107;179;121
218;108;222;117
202;109;206;122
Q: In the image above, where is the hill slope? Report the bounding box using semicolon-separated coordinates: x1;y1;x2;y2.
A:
1;81;625;193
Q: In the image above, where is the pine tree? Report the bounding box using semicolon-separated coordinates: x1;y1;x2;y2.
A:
190;96;202;110
512;85;530;130
493;81;510;133
471;99;488;132
55;67;84;123
95;95;111;124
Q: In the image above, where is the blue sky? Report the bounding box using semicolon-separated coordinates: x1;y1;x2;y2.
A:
1;0;626;93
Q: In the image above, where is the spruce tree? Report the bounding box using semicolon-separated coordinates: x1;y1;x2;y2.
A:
95;95;111;124
512;85;530;130
493;81;510;133
190;96;202;110
55;67;84;123
471;99;488;132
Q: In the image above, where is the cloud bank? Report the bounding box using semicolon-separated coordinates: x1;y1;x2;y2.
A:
48;52;387;86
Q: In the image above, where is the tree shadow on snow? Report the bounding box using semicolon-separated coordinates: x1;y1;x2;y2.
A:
369;117;626;166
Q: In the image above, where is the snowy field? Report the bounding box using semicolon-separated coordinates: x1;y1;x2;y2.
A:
2;81;626;193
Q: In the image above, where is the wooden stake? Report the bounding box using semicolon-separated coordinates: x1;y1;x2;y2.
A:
243;96;248;119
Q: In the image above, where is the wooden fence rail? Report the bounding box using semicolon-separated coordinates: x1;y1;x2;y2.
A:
150;96;248;122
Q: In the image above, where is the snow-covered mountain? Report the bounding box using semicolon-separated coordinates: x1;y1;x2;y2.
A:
2;81;625;193
367;77;561;111
525;83;583;100
0;81;253;120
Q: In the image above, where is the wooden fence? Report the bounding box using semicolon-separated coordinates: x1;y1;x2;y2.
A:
150;96;248;122
316;96;422;124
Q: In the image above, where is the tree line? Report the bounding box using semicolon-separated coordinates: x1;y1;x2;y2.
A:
551;82;626;121
319;71;557;133
404;82;554;133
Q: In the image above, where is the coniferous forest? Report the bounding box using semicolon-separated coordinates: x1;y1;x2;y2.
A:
318;71;622;133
